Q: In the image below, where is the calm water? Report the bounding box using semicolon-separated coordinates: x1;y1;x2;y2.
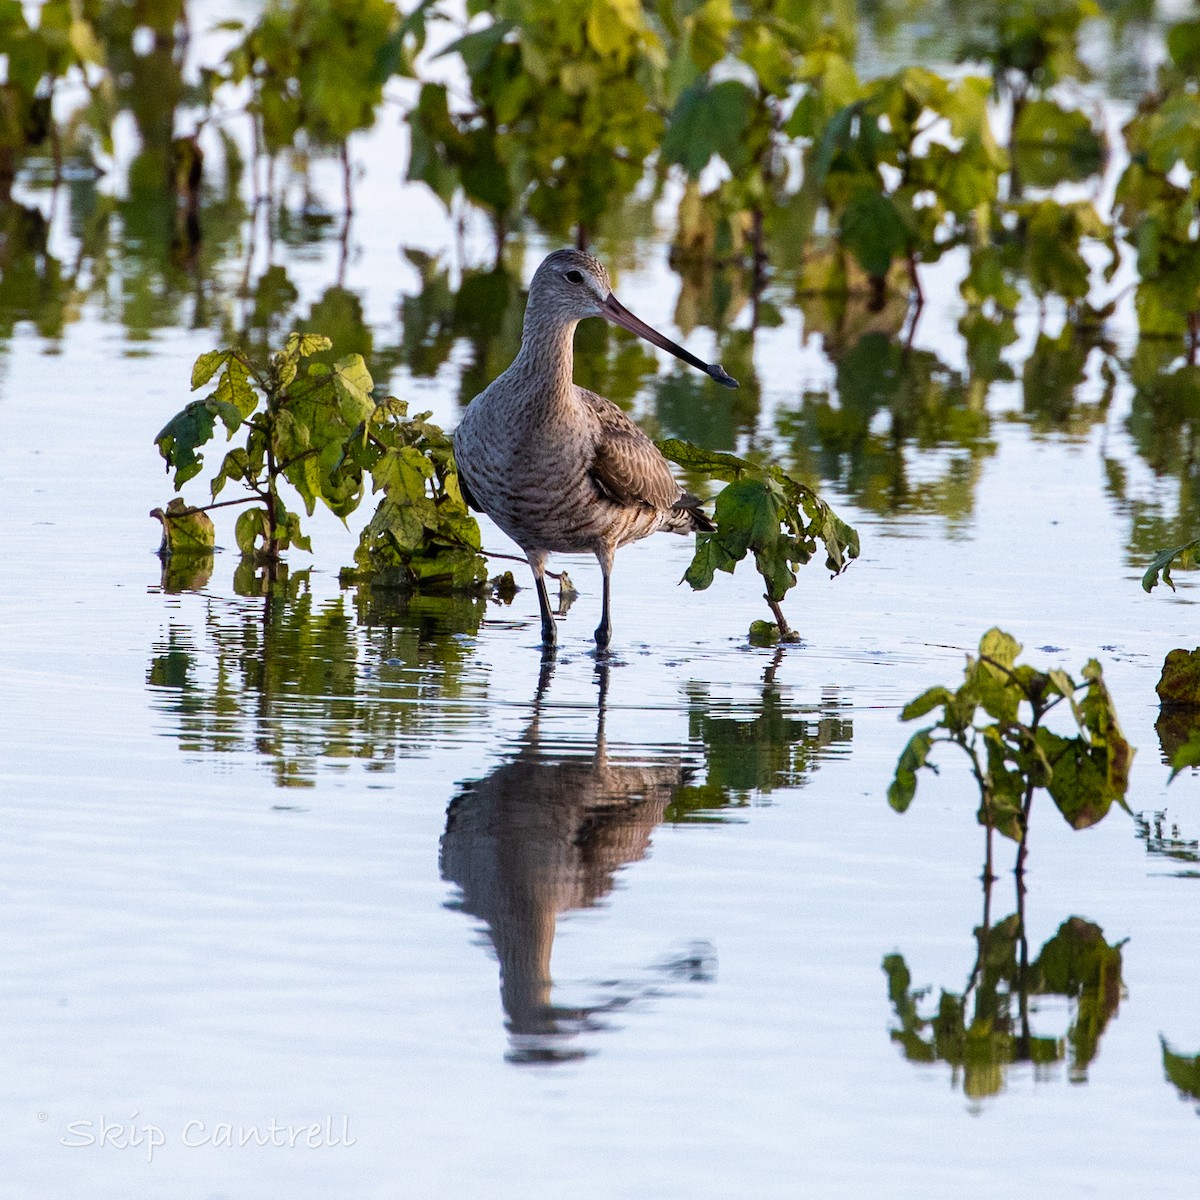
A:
2;16;1200;1200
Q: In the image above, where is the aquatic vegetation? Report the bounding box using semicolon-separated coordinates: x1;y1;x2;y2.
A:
407;0;666;251
342;397;488;594
155;332;381;563
658;439;859;641
890;629;1132;874
1143;543;1200;595
154;332;486;591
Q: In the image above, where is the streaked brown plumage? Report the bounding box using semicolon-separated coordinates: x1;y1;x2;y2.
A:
453;248;737;651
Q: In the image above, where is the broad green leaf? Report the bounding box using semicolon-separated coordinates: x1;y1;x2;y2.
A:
286;333;332;358
889;728;935;812
683;533;739;590
900;685;954;722
979;628;1021;670
208;399;244;435
211;447;251;500
332;354;376;423
235;506;269;555
192;349;232;390
213;357;258;418
657;438;750;481
1038;728;1120;830
662;80;754;177
151;499;215;557
1144;541;1200;592
840;188;908;279
718;478;780;552
1014;98;1103;187
156;401;217;488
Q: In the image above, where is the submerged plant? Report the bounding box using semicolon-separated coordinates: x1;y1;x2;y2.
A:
657;439;859;641
889;629;1132;875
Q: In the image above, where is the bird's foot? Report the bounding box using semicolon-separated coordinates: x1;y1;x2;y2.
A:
593;622;612;652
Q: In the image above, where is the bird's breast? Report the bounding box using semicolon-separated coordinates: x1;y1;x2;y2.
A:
455;397;661;553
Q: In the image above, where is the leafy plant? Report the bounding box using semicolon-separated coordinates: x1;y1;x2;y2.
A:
341;397;488;593
1112;20;1200;344
222;0;405;210
657;438;859;641
956;0;1103;195
885;914;1124;1099
0;0;106;191
1143;542;1200;594
805;67;1007;307
657;0;856;273
155;333;380;563
408;0;666;251
155;331;486;592
890;629;1132;874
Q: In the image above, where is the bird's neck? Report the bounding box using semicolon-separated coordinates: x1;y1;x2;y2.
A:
510;312;579;413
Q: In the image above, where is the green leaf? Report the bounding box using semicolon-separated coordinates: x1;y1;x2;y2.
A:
151;499;216;557
155;401;217;488
191;349;232;390
683;533;739;590
213;357;258;419
662;80;754;177
840;188;909;279
1144;541;1200;592
979;627;1021;670
889;729;935;812
657;438;750;481
286;333;332;358
900;685;954;722
235;506;269;555
1013;98;1103;187
332;353;376;423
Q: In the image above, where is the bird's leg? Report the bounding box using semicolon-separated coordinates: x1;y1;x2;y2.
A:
594;548;614;651
527;552;557;648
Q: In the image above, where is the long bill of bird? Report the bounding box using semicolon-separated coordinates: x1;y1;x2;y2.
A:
599;293;739;390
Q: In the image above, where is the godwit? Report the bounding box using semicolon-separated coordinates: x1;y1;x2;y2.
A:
453;248;738;651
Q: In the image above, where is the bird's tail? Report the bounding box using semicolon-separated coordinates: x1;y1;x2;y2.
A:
665;492;716;535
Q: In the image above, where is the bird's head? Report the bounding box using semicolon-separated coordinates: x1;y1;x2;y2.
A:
525;248;739;389
527;248;612;321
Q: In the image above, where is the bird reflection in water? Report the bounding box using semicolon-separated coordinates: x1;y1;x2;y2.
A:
440;659;713;1064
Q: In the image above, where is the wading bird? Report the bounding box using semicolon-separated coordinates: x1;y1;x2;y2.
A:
453;249;738;652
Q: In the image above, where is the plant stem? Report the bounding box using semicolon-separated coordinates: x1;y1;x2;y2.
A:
766;597;798;641
160;495;265;518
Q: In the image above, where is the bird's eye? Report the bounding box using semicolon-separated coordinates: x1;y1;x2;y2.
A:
564;269;584;284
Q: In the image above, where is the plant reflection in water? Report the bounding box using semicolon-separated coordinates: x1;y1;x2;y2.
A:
883;847;1126;1107
147;568;488;786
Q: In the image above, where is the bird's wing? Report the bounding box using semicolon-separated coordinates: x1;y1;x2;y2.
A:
579;388;681;510
451;429;483;512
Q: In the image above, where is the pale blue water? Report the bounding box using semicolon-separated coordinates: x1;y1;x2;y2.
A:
1;14;1199;1199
